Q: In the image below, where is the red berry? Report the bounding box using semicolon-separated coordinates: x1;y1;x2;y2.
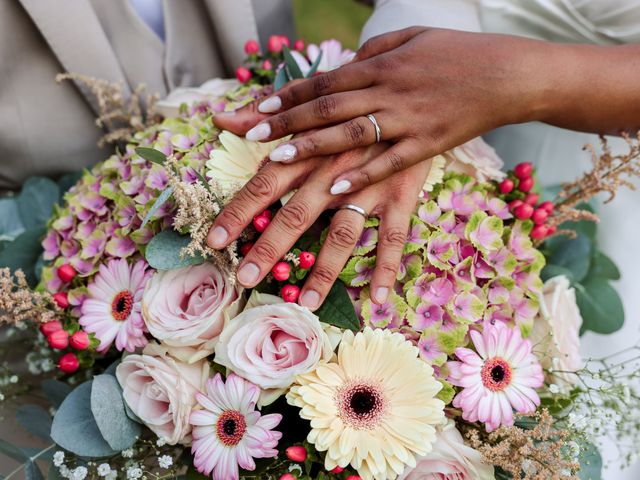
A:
53;292;69;309
279;36;291;48
244;39;260;55
279;475;295;480
272;261;291;281
40;320;63;336
508;199;524;211
499;179;514;194
514;162;533;179
259;210;273;220
531;208;549;225
293;39;305;51
285;445;307;462
298;251;316;269
236;67;252;83
268;35;284;53
547;224;557;235
524;193;539;206
253;215;271;233
262;59;273;70
330;467;345;474
518;177;534;193
58;353;79;374
514;203;534;220
281;284;300;303
57;264;77;283
346;476;362;480
240;242;254;257
70;331;90;350
539;201;555;214
531;224;549;239
48;329;69;350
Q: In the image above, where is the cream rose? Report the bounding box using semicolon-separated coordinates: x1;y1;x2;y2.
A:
115;343;210;445
142;263;243;362
531;275;583;388
444;137;506;182
399;420;495;480
214;292;340;406
155;78;239;117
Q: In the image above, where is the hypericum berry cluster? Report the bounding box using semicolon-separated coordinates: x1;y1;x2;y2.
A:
237;36;306;85
498;162;557;239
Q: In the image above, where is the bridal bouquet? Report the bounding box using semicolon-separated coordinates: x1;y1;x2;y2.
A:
1;36;639;480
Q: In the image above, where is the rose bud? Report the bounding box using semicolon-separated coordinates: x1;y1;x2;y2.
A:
244;39;260;55
57;264;77;283
236;67;252;84
240;242;254;257
531;208;549;225
531;224;549;239
285;445;307;462
499;178;514;194
539;201;555;214
272;261;291;281
298;251;315;269
58;353;80;374
524;193;539;206
53;292;70;309
518;177;534;193
40;320;63;336
268;35;284;53
281;284;300;303
70;331;90;351
293;39;305;51
48;329;69;350
514;162;533;179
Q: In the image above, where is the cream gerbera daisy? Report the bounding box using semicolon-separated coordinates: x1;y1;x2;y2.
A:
206;130;289;194
287;327;445;480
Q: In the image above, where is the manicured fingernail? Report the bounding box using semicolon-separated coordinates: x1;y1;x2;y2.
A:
330;180;352;195
374;287;389;304
299;290;321;310
208;226;229;248
246;123;271;141
237;263;260;286
258;96;282;113
270;144;297;162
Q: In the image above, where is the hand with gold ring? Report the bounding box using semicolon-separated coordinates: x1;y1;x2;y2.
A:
207;143;430;309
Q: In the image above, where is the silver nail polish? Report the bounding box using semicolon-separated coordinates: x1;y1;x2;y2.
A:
258;96;282;113
245;123;271;142
330;180;352;195
270;144;297;162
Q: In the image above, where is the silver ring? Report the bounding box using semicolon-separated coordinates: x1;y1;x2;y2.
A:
366;114;382;143
339;203;368;218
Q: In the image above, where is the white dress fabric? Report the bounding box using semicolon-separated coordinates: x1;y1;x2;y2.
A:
362;0;640;477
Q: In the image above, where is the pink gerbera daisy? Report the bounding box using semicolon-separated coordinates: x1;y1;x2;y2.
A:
447;326;544;432
189;374;282;480
80;259;152;352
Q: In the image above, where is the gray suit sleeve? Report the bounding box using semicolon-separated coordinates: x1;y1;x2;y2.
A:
359;0;481;45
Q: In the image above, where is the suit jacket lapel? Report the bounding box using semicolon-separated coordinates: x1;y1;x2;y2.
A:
18;0;131;114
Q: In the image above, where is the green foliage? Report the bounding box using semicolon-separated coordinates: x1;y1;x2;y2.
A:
575;278;624;334
578;443;603;480
0;227;46;286
135;147;168;165
145;229;204;270
41;379;72;408
315;281;360;331
16;177;60;230
16;405;52;441
141;186;173;229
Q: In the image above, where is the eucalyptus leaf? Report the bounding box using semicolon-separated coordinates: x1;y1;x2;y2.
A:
306;50;324;78
315;281;360;331
541;264;575;283
591;250;621;280
274;67;289;91
141;186;173;229
0;438;29;462
546;234;592;283
51;381;118;458
91;375;141;451
0;227;46;286
25;461;44;480
16;177;60;230
47;464;65;480
41;379;72;409
16;405;52;441
0;198;25;241
145;229;204;270
104;359;121;376
578;443;603;480
576;278;624;335
56;171;83;194
282;45;304;79
135;147;168;165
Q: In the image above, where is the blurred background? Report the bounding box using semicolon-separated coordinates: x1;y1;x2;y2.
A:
293;0;371;49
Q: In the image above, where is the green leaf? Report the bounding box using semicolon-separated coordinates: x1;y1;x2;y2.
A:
91;374;141;451
145;229;204;270
546;234;592;283
135;147;168;165
306;50;324;78
578;443;603;480
194;170;212;193
51;381;118;458
590;250;621;280
16;177;60;230
141;186;173;229
47;464;65;480
541;264;575;282
41;379;72;409
316;281;360;331
0;438;29;462
282;45;304;79
576;277;624;335
25;461;44;480
0;197;25;241
16;405;52;441
0;227;46;287
274;66;289;91
56;171;83;194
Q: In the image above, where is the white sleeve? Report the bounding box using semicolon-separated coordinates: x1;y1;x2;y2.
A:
360;0;482;45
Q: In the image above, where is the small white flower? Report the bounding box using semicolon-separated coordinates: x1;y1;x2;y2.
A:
121;448;134;458
0;392;5;401
158;455;173;469
97;463;112;476
58;465;70;478
53;451;65;467
72;466;88;480
549;383;560;394
9;375;18;383
156;437;166;447
126;466;143;479
105;472;118;480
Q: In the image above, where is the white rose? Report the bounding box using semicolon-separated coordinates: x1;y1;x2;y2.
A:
155;78;239;117
445;137;506;182
116;343;210;445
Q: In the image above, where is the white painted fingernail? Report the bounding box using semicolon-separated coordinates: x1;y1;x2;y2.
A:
246;123;271;141
330;180;352;195
258;96;282;113
299;290;321;310
374;287;389;304
208;226;229;248
270;144;297;162
237;262;260;286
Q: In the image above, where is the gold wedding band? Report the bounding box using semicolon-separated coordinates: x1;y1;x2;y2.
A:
366;114;382;143
339;203;368;219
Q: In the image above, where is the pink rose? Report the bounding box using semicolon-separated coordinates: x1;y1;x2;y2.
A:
142;263;243;362
116;343;210;445
214;292;339;406
400;420;494;480
446;137;506;182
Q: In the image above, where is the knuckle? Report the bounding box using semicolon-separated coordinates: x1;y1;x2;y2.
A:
311;265;337;285
220;205;248;229
251;240;280;263
313;95;338;121
376;260;400;277
372;54;396;73
273;112;291;133
386;150;405;173
380;227;408;249
312;73;334;95
278;201;312;231
359;38;376;57
283;86;299;106
327;221;359;249
300;135;320;156
244;169;278;199
344;119;367;145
